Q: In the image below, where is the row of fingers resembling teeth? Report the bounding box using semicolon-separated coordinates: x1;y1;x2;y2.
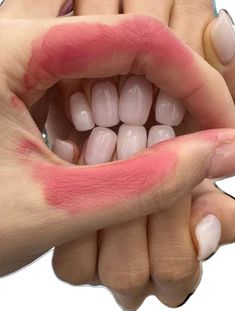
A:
53;75;186;165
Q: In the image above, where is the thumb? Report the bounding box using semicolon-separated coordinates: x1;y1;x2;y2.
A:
16;128;235;245
204;9;235;98
2;14;235;275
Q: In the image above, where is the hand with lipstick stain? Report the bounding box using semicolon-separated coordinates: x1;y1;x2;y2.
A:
48;3;235;310
0;1;235;310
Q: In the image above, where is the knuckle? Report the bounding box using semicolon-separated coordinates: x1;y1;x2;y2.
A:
151;258;198;285
99;267;149;294
176;0;213;15
52;253;95;286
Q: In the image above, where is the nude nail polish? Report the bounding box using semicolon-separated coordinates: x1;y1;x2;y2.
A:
211;10;235;64
196;214;221;261
53;139;74;163
91;81;119;127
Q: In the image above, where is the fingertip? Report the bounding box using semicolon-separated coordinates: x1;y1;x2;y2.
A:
204;10;235;70
195;214;221;261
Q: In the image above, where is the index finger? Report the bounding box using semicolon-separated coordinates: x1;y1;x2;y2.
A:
16;14;235;130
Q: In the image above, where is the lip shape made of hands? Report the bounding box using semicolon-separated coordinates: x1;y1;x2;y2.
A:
14;15;235;219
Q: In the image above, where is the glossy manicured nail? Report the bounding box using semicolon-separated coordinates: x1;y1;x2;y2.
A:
155;91;185;126
85;127;117;165
91;81;119;127
211;10;235;64
196;214;221;261
53;139;74;163
147;125;175;147
117;125;147;160
70;92;95;131
119;76;153;126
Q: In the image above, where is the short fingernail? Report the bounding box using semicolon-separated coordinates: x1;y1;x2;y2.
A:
155;91;185;126
208;141;235;178
119;76;153;126
196;214;221;261
147;125;175;147
52;139;74;163
85;127;117;165
117;125;147;160
211;10;235;64
91;81;119;127
70;92;95;132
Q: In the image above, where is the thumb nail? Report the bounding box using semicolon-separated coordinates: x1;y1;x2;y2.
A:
196;214;221;261
207;140;235;179
211;10;235;64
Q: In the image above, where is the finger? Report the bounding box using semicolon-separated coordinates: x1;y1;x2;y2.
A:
9;15;235;130
149;196;201;307
45;88;74;145
191;179;235;261
170;0;214;55
204;10;235;99
0;0;68;18
3;107;235;276
74;0;119;15
98;218;149;311
12;126;235;253
52;232;98;285
148;2;214;307
122;0;173;23
4;16;235;274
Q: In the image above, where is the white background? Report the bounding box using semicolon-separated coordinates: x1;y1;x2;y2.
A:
1;0;235;310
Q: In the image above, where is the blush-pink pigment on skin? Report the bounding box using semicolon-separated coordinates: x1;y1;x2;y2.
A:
10;95;24;109
24;15;196;92
20;16;209;213
17;129;232;213
32;144;177;213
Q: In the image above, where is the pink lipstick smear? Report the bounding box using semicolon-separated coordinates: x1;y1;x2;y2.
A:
20;16;198;213
24;15;194;91
32;144;177;213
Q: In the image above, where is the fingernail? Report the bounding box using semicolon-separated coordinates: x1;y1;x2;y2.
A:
176;292;194;308
70;92;95;132
147;125;175;148
59;0;73;15
119;76;153;126
208;141;235;178
85;127;117;165
211;10;235;64
91;81;119;127
117;125;147;160
155;91;185;126
52;139;74;163
196;214;221;261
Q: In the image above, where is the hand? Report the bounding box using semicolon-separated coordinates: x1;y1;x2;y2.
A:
0;2;235;310
38;1;235;309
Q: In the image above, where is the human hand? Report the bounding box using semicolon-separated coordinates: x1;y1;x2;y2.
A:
42;1;235;310
0;3;235;310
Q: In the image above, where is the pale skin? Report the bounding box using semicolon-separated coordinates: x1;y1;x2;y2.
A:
0;1;235;311
51;1;235;309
